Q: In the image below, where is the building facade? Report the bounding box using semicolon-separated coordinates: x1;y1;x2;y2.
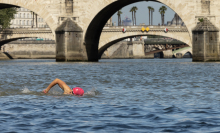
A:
122;17;132;26
10;7;49;28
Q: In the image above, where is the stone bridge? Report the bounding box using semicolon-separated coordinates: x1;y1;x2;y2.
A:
0;0;219;61
0;26;188;52
173;47;192;57
99;25;190;57
0;28;54;46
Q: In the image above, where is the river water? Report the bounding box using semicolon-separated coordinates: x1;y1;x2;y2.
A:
0;59;220;132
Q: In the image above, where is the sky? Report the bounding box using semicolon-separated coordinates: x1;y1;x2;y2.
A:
112;1;176;26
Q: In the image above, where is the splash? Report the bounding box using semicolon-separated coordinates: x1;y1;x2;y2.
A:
21;86;31;93
84;88;100;96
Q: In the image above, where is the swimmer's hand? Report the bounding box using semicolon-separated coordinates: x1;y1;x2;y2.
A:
42;90;48;94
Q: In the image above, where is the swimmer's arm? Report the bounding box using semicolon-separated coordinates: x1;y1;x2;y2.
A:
43;78;66;93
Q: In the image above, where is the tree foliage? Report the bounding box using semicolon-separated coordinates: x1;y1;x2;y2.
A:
159;6;167;26
130;6;138;25
151;7;154;25
198;18;204;22
0;8;17;30
148;6;152;25
148;6;154;25
117;10;122;26
130;7;134;25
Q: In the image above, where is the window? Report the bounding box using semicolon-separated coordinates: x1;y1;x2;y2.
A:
23;13;25;18
27;21;29;25
31;20;33;25
41;18;43;22
16;20;18;25
22;20;25;25
19;13;21;18
19;20;21;25
27;14;29;18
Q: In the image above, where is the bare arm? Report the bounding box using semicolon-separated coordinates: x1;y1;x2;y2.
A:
43;78;72;94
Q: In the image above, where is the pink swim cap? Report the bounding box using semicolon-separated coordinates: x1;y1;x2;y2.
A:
72;87;84;96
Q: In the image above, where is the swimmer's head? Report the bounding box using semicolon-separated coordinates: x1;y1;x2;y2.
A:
72;87;84;96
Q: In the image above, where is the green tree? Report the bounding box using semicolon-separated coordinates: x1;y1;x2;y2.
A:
151;7;154;25
0;8;17;30
148;6;152;25
133;6;138;25
130;6;138;26
159;6;167;26
130;7;134;25
117;10;122;26
198;18;204;22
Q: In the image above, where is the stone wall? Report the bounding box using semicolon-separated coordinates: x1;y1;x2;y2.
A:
101;41;154;59
1;41;154;60
0;41;190;60
1;42;55;59
0;52;9;60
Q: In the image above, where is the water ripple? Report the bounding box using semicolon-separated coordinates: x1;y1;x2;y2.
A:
0;59;220;132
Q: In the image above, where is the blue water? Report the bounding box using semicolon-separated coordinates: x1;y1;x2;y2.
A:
0;59;220;132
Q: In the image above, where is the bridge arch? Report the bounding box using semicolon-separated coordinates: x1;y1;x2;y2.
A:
183;52;192;58
0;1;57;33
98;32;190;59
84;0;194;61
172;47;192;57
0;33;54;47
153;47;164;58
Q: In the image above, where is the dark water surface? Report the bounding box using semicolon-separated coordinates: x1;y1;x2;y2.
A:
1;59;220;132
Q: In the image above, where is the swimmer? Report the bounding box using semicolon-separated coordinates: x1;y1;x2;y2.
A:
42;78;84;96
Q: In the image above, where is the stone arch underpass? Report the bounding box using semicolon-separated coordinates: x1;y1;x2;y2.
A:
0;28;54;47
98;28;191;58
83;0;200;61
173;47;192;58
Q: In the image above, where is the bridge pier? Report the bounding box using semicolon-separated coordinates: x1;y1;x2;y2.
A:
144;46;154;59
0;51;10;60
55;18;88;62
132;41;146;58
192;18;220;62
163;50;173;58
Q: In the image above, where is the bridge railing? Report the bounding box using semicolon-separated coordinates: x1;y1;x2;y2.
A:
104;25;187;29
0;28;52;33
103;25;188;32
7;40;55;44
4;27;51;29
